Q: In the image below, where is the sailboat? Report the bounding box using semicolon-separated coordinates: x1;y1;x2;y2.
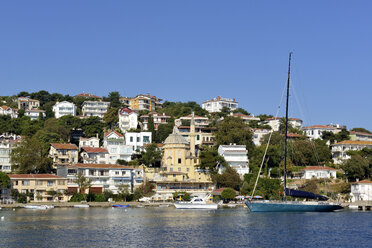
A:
245;53;343;212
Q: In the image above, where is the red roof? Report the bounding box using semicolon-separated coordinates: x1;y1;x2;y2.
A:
287;133;302;138
75;93;100;98
119;107;136;115
104;131;124;137
302;166;337;171
9;174;65;179
333;140;372;146
303;125;336;129
352;180;372;184
51;143;78;150
81;147;108;153
349;131;372;137
67;163;132;169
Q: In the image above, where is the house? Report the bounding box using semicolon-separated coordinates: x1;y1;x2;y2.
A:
49;143;79;167
350;180;372;202
57;163;144;194
79;136;100;150
5;174;68;202
331;140;372;164
141;112;171;130
52;101;77;118
201;96;238;113
118;107;138;133
17;97;40;110
0;105;18;118
0;133;23;172
103;131;134;163
218;145;249;177
301;166;337;179
80;147;109;164
265;117;303;132
231;113;260;124
82;101;110;118
74;92;101;99
120;94;162;111
177;115;215;146
179;114;210;127
252;128;271;146
25;109;46;120
125;132;152;152
349;131;372;142
302;125;339;140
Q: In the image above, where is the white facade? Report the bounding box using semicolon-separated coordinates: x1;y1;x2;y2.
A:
202;96;238;113
301;166;337;179
118;108;138;133
79;136;100;149
218;145;249;177
351;180;372;202
265;117;303;132
302;125;338;140
25;109;46;120
80;147;109;164
103;131;134;163
252;129;271;146
53;101;77;118
0;106;18;118
0;134;23;172
232;113;260;124
331;141;372;164
179;115;210;127
82;101;110;118
125;132;152;152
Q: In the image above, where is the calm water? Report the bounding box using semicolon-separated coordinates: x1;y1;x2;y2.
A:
0;207;371;248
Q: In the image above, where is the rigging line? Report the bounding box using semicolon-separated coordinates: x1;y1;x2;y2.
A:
250;77;288;198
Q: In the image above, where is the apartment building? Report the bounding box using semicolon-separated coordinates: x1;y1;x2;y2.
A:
53;101;77;118
119;94;162;111
49;143;79;167
179;114;210;127
17;97;40;110
302;125;339;140
118;107;138;133
125;132;152;152
201;96;238;113
80;147;109;164
79;136;100;150
103;131;134;163
349;131;372;142
141;112;171;130
25;109;46;120
0;105;18;118
0;133;23;172
82;101;110;118
331;140;372;164
218;145;249;177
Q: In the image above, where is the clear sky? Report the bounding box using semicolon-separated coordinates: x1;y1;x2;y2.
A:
1;1;371;130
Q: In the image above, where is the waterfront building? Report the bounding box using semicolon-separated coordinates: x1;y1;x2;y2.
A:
17;97;40;110
252;128;271;146
350;180;372;202
331;140;372;164
80;147;109;164
0;133;23;172
141;112;171;130
301;166;337;179
217;145;249;177
82;101;110;118
179;114;210;127
125;132;152;152
0;105;18;118
201;96;238;113
5;174;68;202
302;125;339;140
49;143;79;168
52;101;77;118
25;109;46;120
79;136;100;150
103;131;134;163
349;131;372;142
118;107;138;133
120;94;162;111
57;163;144;194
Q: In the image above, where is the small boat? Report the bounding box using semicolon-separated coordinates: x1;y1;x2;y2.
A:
24;205;48;210
174;195;218;210
73;204;90;208
112;204;129;208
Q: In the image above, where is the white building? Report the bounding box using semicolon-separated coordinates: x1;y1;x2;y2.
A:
302;125;339;140
141;112;171;130
301;166;337;179
179;115;210;127
201;96;238;113
80;147;109;164
118;107;138;133
331;141;372;164
57;164;144;194
25;109;46;120
103;131;134;163
125;132;152;152
218;145;249;177
349;131;372;142
52;101;77;118
0;105;18;118
79;136;100;150
0;134;23;172
350;180;372;202
231;113;260;124
265;117;303;132
82;101;110;118
252;129;271;146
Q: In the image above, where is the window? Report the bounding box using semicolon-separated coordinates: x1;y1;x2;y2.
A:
115;171;120;175
197;135;200;141
178;167;181;172
47;181;54;186
36;180;43;186
137;137;140;142
22;180;30;186
130;137;133;142
58;180;65;185
143;136;150;143
170;168;173;172
187;168;190;172
178;158;181;164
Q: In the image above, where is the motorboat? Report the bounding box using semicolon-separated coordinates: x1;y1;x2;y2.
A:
174;196;218;210
112;204;129;208
24;205;54;210
73;204;90;208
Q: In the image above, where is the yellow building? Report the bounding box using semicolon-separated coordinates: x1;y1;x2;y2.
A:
148;114;213;200
119;94;162;111
7;174;68;202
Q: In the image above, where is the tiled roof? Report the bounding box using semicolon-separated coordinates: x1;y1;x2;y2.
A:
9;174;65;179
81;147;108;153
333;140;372;146
352;180;372;184
303;125;336;129
75;93;100;98
51;143;78;150
182;115;208;119
104;131;124;137
119;107;136;115
287;133;302;137
349;131;372;137
67;163;132;169
302;166;337;171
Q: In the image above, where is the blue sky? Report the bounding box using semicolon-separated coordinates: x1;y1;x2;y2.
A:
1;1;371;130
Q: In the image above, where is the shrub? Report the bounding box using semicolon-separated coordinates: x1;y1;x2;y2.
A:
221;188;236;202
69;193;85;202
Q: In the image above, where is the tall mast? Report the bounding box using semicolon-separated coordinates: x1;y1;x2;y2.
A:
283;52;292;201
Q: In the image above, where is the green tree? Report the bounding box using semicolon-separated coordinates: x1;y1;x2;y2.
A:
11;137;52;173
232;108;250;115
335;128;350;142
221;188;236;202
139;143;162;167
0;172;11;198
117;184;130;201
341;155;370;181
147;116;155;138
350;128;371;134
198;146;227;173
82;117;104;138
322;131;337;144
74;172;92;198
103;107;120;129
213;166;242;191
105;91;121;108
154;120;174;143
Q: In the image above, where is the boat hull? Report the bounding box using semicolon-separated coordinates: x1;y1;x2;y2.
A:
174;203;218;209
245;201;343;212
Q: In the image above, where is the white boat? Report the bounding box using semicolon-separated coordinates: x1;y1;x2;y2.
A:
24;205;49;210
73;204;90;208
174;196;218;209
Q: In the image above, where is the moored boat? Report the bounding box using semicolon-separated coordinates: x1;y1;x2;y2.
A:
24;205;53;210
73;204;90;208
112;204;129;208
174;196;218;209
